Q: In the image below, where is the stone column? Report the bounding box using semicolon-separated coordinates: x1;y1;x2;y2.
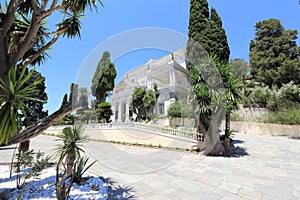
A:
118;101;122;122
125;99;130;121
111;103;116;122
169;67;176;86
147;75;152;89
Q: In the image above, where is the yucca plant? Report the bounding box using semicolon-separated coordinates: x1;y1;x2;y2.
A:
55;124;88;177
0;66;43;145
55;124;89;200
73;156;96;185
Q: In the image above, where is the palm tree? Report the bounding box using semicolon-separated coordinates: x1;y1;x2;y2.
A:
55;124;88;177
189;56;242;156
55;124;88;200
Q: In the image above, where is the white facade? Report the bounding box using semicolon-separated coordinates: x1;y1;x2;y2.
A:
110;48;190;122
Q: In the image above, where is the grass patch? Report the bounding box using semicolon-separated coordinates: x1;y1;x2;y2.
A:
231;113;243;121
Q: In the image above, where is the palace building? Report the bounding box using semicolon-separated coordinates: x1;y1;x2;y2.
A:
110;48;190;122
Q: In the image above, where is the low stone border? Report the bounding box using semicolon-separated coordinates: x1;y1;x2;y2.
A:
231;121;300;138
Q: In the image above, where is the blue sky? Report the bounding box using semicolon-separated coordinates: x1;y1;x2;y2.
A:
31;0;300;113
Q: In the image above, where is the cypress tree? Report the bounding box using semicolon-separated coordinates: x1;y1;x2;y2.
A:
91;51;117;105
209;8;230;63
187;0;210;68
187;1;230;64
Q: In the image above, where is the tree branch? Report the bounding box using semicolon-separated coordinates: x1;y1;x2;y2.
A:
9;0;44;67
38;27;68;37
21;33;61;67
0;83;81;147
2;0;19;35
38;5;63;21
41;0;50;10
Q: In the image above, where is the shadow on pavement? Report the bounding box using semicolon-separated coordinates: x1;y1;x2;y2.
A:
233;139;244;144
99;176;137;200
234;146;249;157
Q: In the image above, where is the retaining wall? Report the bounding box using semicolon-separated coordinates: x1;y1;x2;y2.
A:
231;121;300;137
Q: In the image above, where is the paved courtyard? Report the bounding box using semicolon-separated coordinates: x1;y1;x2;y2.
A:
1;129;300;199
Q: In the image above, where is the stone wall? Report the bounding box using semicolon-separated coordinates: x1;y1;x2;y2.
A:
231;121;300;138
233;106;268;122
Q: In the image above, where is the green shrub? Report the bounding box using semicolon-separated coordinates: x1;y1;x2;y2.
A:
14;150;50;189
250;86;272;107
74;156;96;185
244;82;300;112
265;107;300;125
31;151;51;177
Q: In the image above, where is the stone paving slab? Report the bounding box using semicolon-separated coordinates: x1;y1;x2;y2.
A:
1;130;300;199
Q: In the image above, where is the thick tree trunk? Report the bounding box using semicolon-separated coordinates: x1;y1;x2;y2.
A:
204;110;235;157
204;111;223;155
0;84;80;147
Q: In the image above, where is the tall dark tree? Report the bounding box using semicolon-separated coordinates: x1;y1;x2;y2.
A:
209;8;230;63
22;69;48;127
250;18;300;87
187;1;230;64
187;0;209;51
91;51;117;104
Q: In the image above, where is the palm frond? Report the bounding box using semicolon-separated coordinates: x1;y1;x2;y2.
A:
54;124;88;165
0;66;43;144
